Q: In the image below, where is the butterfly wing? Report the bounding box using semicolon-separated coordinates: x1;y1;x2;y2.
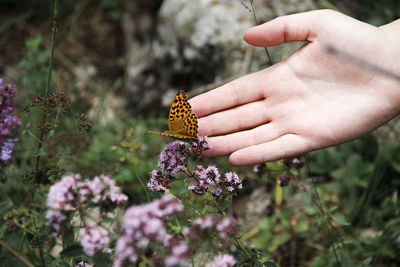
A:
148;90;198;140
182;113;198;138
168;90;191;132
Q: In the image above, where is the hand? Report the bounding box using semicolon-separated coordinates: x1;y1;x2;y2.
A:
189;10;400;165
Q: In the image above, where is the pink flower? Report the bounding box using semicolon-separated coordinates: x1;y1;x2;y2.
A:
45;210;66;236
79;222;109;256
46;174;80;210
114;195;184;266
158;141;189;174
205;254;236;267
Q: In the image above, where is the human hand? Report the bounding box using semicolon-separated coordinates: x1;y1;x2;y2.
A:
189;10;400;165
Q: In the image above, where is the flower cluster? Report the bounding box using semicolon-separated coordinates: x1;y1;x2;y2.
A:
189;168;243;197
205;254;237;267
191;135;212;155
75;261;93;267
147;170;171;192
278;175;291;187
253;163;266;175
74;261;93;267
158;141;190;174
0;79;20;165
114;195;185;267
164;234;189;267
291;157;305;169
148;137;242;197
79;222;110;256
46;174;127;237
30;91;71;112
187;216;237;248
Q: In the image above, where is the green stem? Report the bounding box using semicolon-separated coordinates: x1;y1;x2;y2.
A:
249;0;273;66
234;235;252;259
35;0;58;176
0;240;34;267
310;178;341;266
133;169;150;202
32;216;45;266
45;0;58;97
17;231;26;253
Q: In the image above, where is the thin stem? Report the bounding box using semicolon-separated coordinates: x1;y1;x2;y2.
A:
0;239;34;267
35;0;58;175
310;179;341;266
133;169;150;202
249;0;273;66
45;0;58;97
17;231;26;253
32;216;45;266
233;236;252;259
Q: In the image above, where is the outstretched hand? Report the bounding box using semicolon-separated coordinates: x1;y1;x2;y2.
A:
189;10;400;165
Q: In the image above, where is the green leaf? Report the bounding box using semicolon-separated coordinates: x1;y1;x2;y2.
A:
0;224;7;239
363;256;372;265
0;200;13;216
61;228;75;248
60;244;84;257
265;261;278;267
93;254;110;267
331;213;350;226
34;147;47;157
328;205;338;213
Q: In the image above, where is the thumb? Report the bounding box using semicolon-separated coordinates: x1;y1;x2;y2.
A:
244;10;327;47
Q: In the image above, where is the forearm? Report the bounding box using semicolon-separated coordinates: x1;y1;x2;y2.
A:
376;19;400;116
379;19;400;73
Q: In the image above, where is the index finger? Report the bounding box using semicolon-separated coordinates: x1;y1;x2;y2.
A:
189;70;266;117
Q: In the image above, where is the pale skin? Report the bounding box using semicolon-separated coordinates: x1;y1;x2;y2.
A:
189;10;400;166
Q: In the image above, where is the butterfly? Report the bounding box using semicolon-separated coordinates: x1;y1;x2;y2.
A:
148;90;198;140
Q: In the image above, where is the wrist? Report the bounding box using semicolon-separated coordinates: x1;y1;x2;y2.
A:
376;20;400;116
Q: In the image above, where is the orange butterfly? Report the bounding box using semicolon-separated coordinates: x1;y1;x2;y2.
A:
148;90;198;140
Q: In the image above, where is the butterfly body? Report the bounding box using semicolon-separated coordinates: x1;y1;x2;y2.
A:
148;90;198;140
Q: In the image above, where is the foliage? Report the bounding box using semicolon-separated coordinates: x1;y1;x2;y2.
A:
0;1;399;267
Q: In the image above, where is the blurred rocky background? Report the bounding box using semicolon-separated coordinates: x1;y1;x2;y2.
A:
0;0;399;117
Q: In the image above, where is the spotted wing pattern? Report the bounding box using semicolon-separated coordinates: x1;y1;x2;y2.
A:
148;90;198;139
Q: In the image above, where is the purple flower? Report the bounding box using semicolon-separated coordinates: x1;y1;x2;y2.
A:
147;170;170;192
292;158;305;169
6;220;19;233
0;80;16;99
1;138;16;162
0;79;20;165
46;173;127;238
194;216;215;229
46;210;66;236
253;163;266;175
191;135;212;154
75;261;93;267
188;216;236;248
76;174;128;204
114;195;184;266
158;141;189;174
205;165;220;185
164;235;189;267
223;172;242;192
278;175;291;187
189;165;221;195
46;174;80;210
211;188;223;198
205;254;236;267
156;195;184;217
188;181;208;195
91;175;128;204
216;217;236;240
79;222;110;256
